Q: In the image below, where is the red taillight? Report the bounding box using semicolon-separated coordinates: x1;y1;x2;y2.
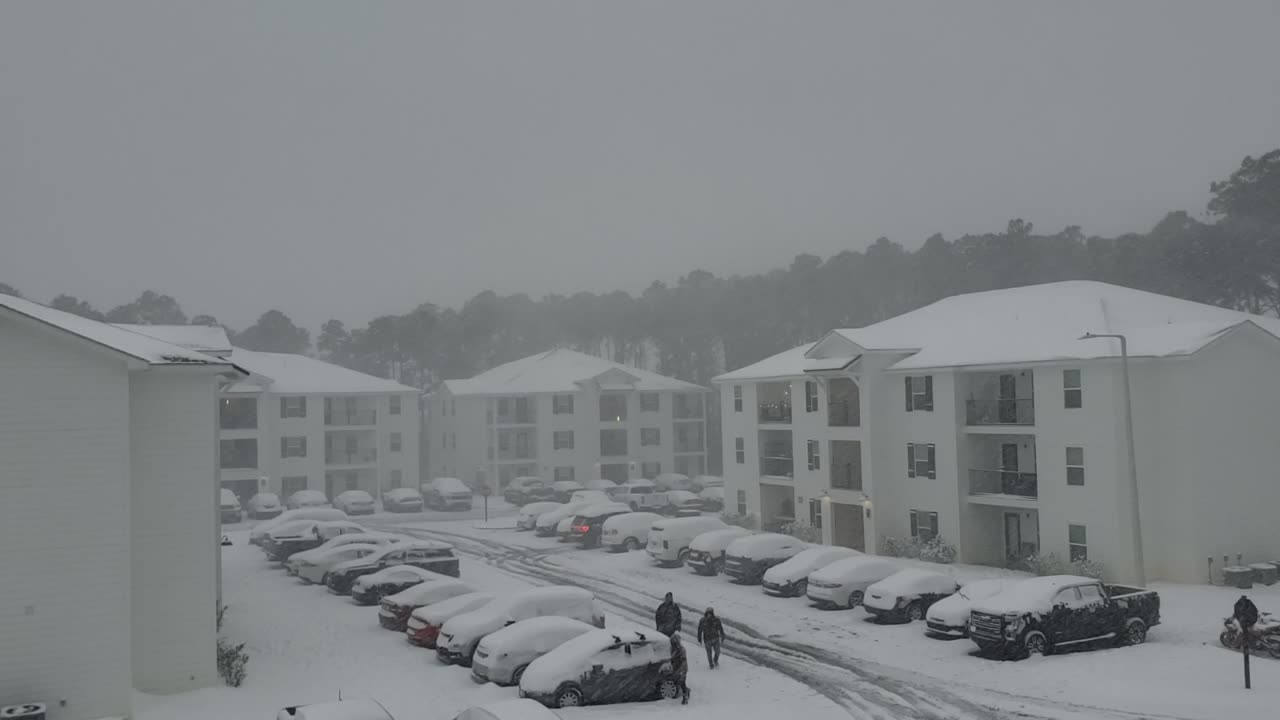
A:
573;525;590;533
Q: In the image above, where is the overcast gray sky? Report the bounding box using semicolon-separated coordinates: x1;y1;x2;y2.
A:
3;1;1279;329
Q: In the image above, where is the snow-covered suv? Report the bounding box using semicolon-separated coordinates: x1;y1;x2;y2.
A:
613;481;668;513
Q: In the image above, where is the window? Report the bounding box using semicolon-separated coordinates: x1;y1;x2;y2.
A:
390;433;402;452
1068;524;1088;562
809;498;823;529
553;430;574;450
735;437;745;465
553;394;574;414
906;443;936;479
733;385;743;412
280;436;307;458
1052;587;1079;607
554;466;575;483
1063;369;1082;409
449;398;455;416
600;429;628;456
641;461;661;479
737;490;747;516
390;396;401;415
904;376;934;412
279;396;306;419
515;431;531;458
640;393;659;412
281;476;308;497
220;397;258;429
498;433;510;451
807;439;820;471
599;393;627;422
1076;584;1104;605
389;469;403;488
497;398;509;416
909;510;939;541
450;433;455;449
344;472;359;491
442;433;447;449
641;427;660;446
805;381;819;412
1066;446;1085;486
220;438;258;469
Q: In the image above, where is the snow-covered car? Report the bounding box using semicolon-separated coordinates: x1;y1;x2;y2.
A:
722;533;807;584
267;520;369;562
566;502;633;547
247;492;284;519
333;489;377;515
219;488;243;523
535;502;594;537
691;475;723;491
261;519;324;560
648;517;732;567
567;490;611;506
550;481;585;502
378;577;476;630
697;486;724;512
517;502;563;531
407;592;497;648
382;487;425;513
437;587;606;666
286;489;331;509
471;616;597;686
286;533;402;575
612;481;668;513
276;698;394;720
451;699;563;720
249;507;347;545
518;627;682;709
326;541;458;595
762;546;862;598
424;477;473;511
925;578;1021;637
293;543;383;584
653;473;695;492
353;565;449;605
864;569;960;623
662;490;703;517
806;556;900;609
504;477;556;505
601;512;664;552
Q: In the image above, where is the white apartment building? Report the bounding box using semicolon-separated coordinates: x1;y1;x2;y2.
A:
716;281;1280;584
119;325;421;502
2;296;244;720
428;349;708;489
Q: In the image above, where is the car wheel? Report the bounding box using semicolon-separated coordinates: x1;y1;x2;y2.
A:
657;678;682;700
1122;618;1147;646
624;538;640;552
511;665;528;685
906;602;925;621
556;687;584;708
793;580;808;598
677;549;691;566
710;557;724;575
1023;631;1050;657
847;591;864;609
630;502;640;512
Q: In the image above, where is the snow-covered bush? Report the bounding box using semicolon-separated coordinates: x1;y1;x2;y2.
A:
779;520;822;543
1019;553;1104;580
720;512;757;530
881;535;956;564
216;605;250;688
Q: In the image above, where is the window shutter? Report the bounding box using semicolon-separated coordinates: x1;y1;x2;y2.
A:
280;398;287;417
904;377;913;411
906;444;916;477
923;376;934;411
926;444;937;479
280;437;287;457
909;511;919;538
299;397;306;416
300;437;307;456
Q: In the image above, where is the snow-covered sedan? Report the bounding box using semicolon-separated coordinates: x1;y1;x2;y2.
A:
535;502;593;537
249;507;347;546
471;616;597;686
219;488;243;523
722;533;807;584
451;699;562;720
682;526;750;574
697;486;724;512
247;492;284;519
550;481;585;503
407;592;497;648
518;627;682;709
268;520;369;562
333;489;377;516
805;556;900;609
926;578;1021;638
286;533;402;576
762;546;862;598
352;566;447;606
601;512;664;552
293;543;383;584
516;502;563;531
326;541;459;595
863;569;960;623
286;489;331;509
662;491;703;517
382;487;425;513
378;577;476;630
437;587;605;666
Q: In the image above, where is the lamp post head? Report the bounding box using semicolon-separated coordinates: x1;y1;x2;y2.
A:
1079;332;1097;340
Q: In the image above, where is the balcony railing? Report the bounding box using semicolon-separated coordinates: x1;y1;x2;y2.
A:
760;456;794;478
968;468;1038;498
758;402;792;424
326;410;377;426
827;400;859;427
965;398;1035;426
326;448;378;464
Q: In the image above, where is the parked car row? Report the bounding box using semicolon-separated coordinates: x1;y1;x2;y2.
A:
221;482;467;525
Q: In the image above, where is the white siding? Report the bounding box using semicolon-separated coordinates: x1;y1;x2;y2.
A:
0;314;134;720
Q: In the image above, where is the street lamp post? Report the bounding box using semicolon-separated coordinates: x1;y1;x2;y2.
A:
1080;332;1145;585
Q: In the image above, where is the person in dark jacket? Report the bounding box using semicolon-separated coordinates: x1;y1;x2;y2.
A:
697;607;724;668
655;592;682;637
668;632;690;704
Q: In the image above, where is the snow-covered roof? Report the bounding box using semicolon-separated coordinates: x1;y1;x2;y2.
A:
713;342;816;382
0;294;240;370
227;348;419;395
112;323;233;356
725;533;802;559
476;616;595;654
444;348;705;396
810;556;900;583
413;592;496;625
383;578;472;607
455;699;563;720
971;574;1097;615
867;568;959;597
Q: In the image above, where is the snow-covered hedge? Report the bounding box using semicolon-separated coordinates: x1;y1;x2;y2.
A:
881;535;957;564
719;512;758;530
1018;553;1105;580
778;520;822;543
216;605;250;688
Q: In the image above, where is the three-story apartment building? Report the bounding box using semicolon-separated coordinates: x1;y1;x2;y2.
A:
716;281;1280;583
427;349;707;489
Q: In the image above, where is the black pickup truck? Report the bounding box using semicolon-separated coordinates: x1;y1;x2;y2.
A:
968;575;1160;659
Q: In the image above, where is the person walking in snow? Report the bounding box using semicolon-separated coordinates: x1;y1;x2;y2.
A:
697;607;724;668
668;632;691;704
655;591;682;637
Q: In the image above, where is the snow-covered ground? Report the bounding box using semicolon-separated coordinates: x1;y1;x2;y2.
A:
153;509;1280;720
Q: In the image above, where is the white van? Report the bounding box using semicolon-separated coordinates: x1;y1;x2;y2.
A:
613;480;668;512
601;512;664;552
437;587;606;666
645;516;729;566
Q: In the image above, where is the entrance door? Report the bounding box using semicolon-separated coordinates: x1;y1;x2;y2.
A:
998;374;1017;423
1004;512;1022;565
1000;443;1018;493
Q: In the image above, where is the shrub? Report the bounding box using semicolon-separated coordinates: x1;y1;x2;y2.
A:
1019;553;1104;580
216;605;250;688
881;535;956;564
779;521;822;543
720;512;757;530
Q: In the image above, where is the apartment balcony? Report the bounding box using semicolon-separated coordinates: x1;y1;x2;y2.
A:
325;410;377;427
965;398;1035;428
827;378;860;427
325;448;378;466
967;468;1038;507
674;394;705;420
757;402;792;424
760;456;794;479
